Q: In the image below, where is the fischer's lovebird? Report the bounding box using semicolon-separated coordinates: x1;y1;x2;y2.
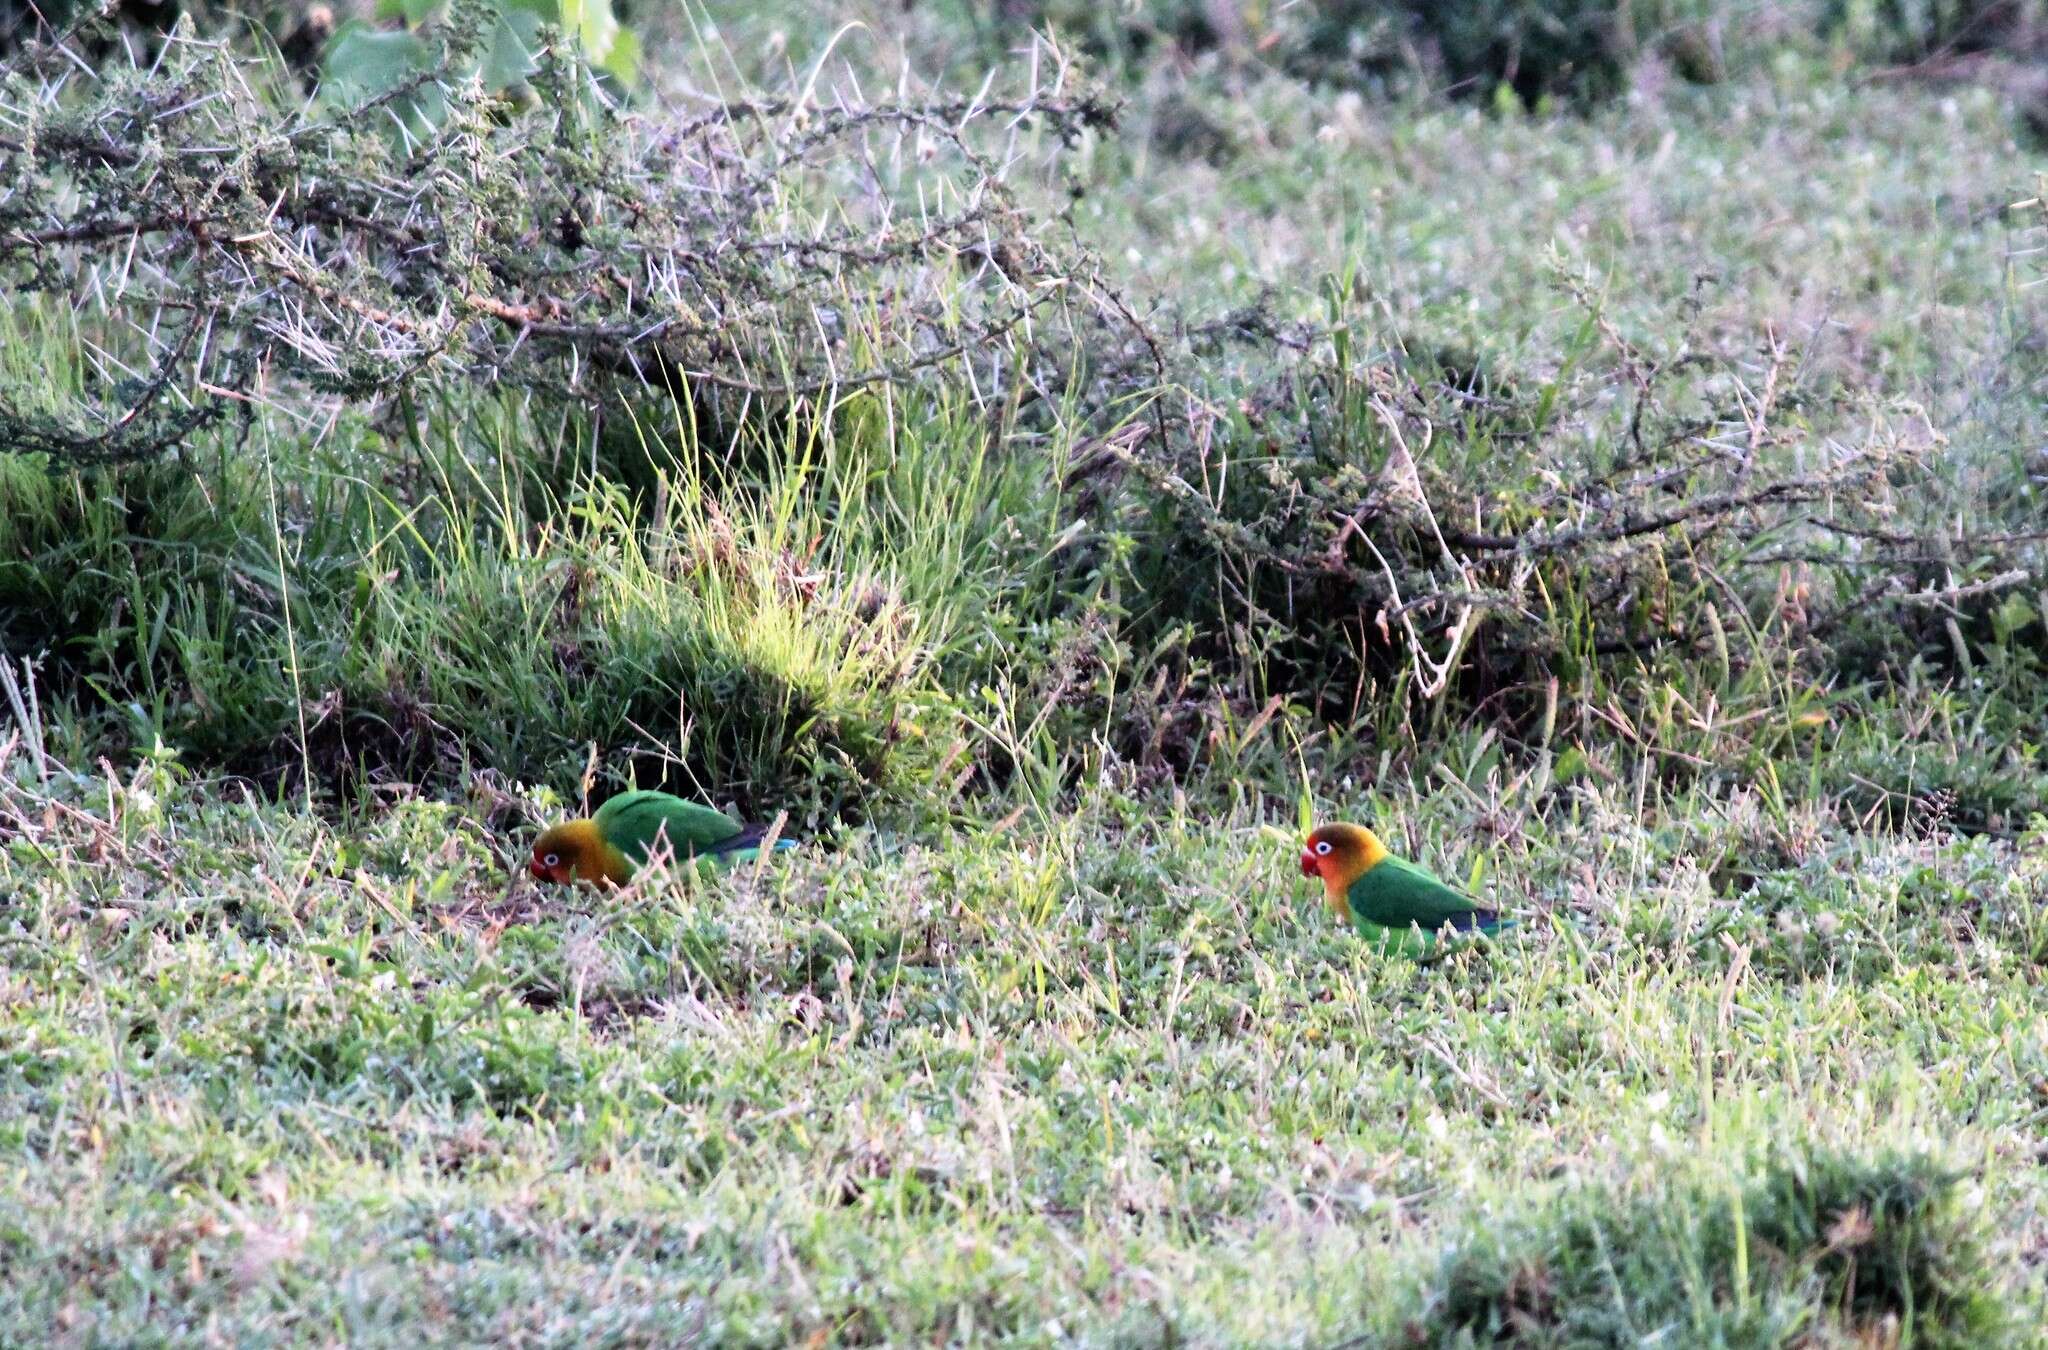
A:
530;790;794;886
1300;822;1506;956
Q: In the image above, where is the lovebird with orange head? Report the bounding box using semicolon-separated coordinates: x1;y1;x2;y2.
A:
530;790;795;887
1300;821;1507;956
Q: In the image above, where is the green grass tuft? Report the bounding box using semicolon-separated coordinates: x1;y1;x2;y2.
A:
1420;1146;2006;1346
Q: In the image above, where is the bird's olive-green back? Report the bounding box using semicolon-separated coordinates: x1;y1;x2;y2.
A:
593;791;743;867
1346;855;1484;931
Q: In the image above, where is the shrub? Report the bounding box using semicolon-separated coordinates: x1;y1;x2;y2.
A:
1820;0;2048;62
976;0;1726;105
5;5;2043;813
0;3;1117;465
1082;273;2038;763
1395;0;1634;105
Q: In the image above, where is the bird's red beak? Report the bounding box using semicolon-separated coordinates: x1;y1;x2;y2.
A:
1300;847;1319;878
529;857;549;881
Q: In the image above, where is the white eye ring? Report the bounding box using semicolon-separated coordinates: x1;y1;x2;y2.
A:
543;853;560;867
1315;841;1332;855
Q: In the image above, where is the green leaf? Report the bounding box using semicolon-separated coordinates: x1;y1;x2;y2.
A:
501;0;622;67
481;8;546;92
374;0;443;25
322;27;434;105
1992;592;2037;642
566;0;621;67
599;24;640;85
322;25;447;138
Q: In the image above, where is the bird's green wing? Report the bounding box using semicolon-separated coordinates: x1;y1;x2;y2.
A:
594;791;744;867
1346;856;1496;934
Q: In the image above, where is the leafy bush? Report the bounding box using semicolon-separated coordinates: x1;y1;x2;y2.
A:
322;0;644;117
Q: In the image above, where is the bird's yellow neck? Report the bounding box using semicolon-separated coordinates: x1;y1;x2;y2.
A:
559;818;634;886
1321;826;1391;920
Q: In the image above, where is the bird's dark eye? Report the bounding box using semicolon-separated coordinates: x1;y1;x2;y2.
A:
1315;841;1332;856
543;853;559;867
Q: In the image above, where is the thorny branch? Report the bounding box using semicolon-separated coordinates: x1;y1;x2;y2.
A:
0;13;1130;461
1094;267;2042;697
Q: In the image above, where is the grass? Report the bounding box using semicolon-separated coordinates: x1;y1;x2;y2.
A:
4;2;2048;1343
3;753;2042;1342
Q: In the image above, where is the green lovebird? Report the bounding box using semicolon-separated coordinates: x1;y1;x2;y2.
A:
1299;822;1507;955
529;790;795;886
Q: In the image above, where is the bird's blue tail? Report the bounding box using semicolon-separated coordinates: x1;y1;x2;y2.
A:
701;825;799;860
1441;909;1509;933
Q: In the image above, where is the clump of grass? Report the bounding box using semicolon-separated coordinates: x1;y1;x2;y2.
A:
0;404;986;814
1751;1148;2007;1342
0;337;1096;816
329;439;963;814
1416;1146;2005;1346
